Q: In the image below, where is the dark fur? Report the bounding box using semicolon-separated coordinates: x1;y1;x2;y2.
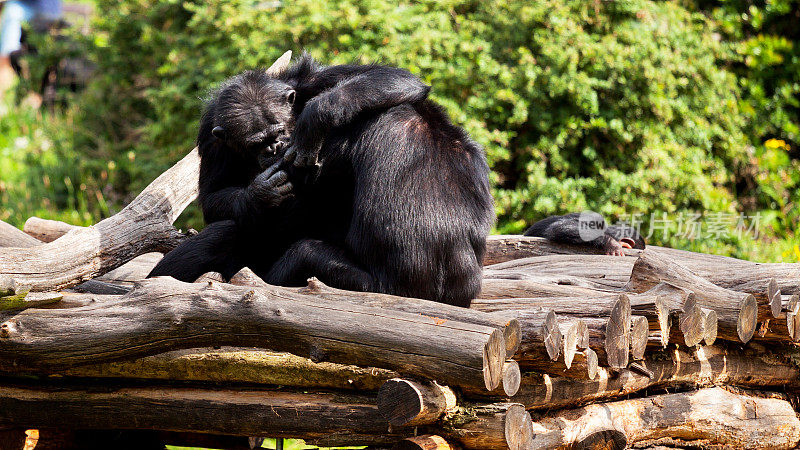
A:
149;55;495;307
524;211;645;253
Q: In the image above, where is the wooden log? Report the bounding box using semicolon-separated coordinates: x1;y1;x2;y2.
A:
0;149;199;292
95;252;163;286
0;383;412;446
627;291;670;348
528;387;800;449
481;271;618;298
22;217;79;243
0;277;506;392
443;403;533;450
37;347;399;391
486;309;560;368
377;379;457;427
485;235;800;296
485;254;631;290
231;272;522;357
498;360;521;397
0;291;62;311
627;249;758;343
392;435;455;450
0;220;42;248
629;315;648;360
787;294;800;342
507;345;800;411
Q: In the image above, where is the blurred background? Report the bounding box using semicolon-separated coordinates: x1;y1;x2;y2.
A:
0;0;797;262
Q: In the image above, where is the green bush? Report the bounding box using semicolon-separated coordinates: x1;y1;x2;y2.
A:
8;0;797;260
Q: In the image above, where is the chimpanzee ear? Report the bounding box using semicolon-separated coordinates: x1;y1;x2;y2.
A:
212;126;226;140
286;90;296;106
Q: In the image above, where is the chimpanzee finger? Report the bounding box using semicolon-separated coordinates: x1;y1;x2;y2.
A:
275;182;293;195
283;146;297;163
265;170;289;188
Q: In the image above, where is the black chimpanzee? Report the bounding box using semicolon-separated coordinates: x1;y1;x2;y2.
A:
149;51;495;307
524;211;645;256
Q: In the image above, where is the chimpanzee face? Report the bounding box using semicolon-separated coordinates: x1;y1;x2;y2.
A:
211;71;296;158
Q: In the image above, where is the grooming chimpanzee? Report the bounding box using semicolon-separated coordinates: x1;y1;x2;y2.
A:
524;211;645;256
149;51;494;307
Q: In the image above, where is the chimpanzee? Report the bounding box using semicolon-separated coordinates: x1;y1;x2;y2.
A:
524;211;645;256
149;51;495;307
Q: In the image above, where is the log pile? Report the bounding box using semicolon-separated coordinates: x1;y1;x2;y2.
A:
0;150;799;449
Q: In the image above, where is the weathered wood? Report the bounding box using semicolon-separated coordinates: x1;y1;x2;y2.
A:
528;387;800;449
699;307;718;345
630;315;648;360
377;379;457;427
444;403;532;450
0;383;412;446
510;346;800;411
558;319;585;369
675;294;704;347
22;217;79;243
483;235;639;265
195;272;225;283
392;435;455;450
485;235;800;296
627;290;671;348
484;309;561;369
0;149;199;292
0;220;42;248
68;279;131;295
0;291;62;311
481;271;618;298
38;347;399;391
233;271;522;358
627;249;758;343
0;277;505;392
498;360;521;397
95;252;163;286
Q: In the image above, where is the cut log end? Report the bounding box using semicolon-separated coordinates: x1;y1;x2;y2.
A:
630;316;649;360
504;404;533;450
605;295;631;369
654;296;670;348
559;320;581;369
503;319;522;357
679;303;704;348
787;295;800;342
700;308;718;346
584;348;599;380
543;310;562;361
483;328;508;391
768;278;782;318
377;379;454;427
501;360;521;397
737;294;758;343
576;319;589;349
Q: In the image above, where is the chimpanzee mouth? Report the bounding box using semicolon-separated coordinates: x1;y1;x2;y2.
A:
620;238;636;249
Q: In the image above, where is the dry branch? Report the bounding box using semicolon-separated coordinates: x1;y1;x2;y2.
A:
0;149;199;292
0;277;505;392
22;217;79;243
528;387;800;449
0;220;42;248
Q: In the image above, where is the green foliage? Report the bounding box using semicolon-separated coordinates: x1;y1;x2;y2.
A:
3;0;798;261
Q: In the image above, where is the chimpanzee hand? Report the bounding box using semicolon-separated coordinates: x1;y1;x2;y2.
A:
283;139;323;168
284;100;325;168
258;136;292;171
249;159;294;207
602;236;626;256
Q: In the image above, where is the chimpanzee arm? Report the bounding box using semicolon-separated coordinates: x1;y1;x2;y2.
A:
524;212;623;254
286;66;431;166
199;149;293;226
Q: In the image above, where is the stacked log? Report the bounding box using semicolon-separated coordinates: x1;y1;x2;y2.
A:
1;151;799;449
